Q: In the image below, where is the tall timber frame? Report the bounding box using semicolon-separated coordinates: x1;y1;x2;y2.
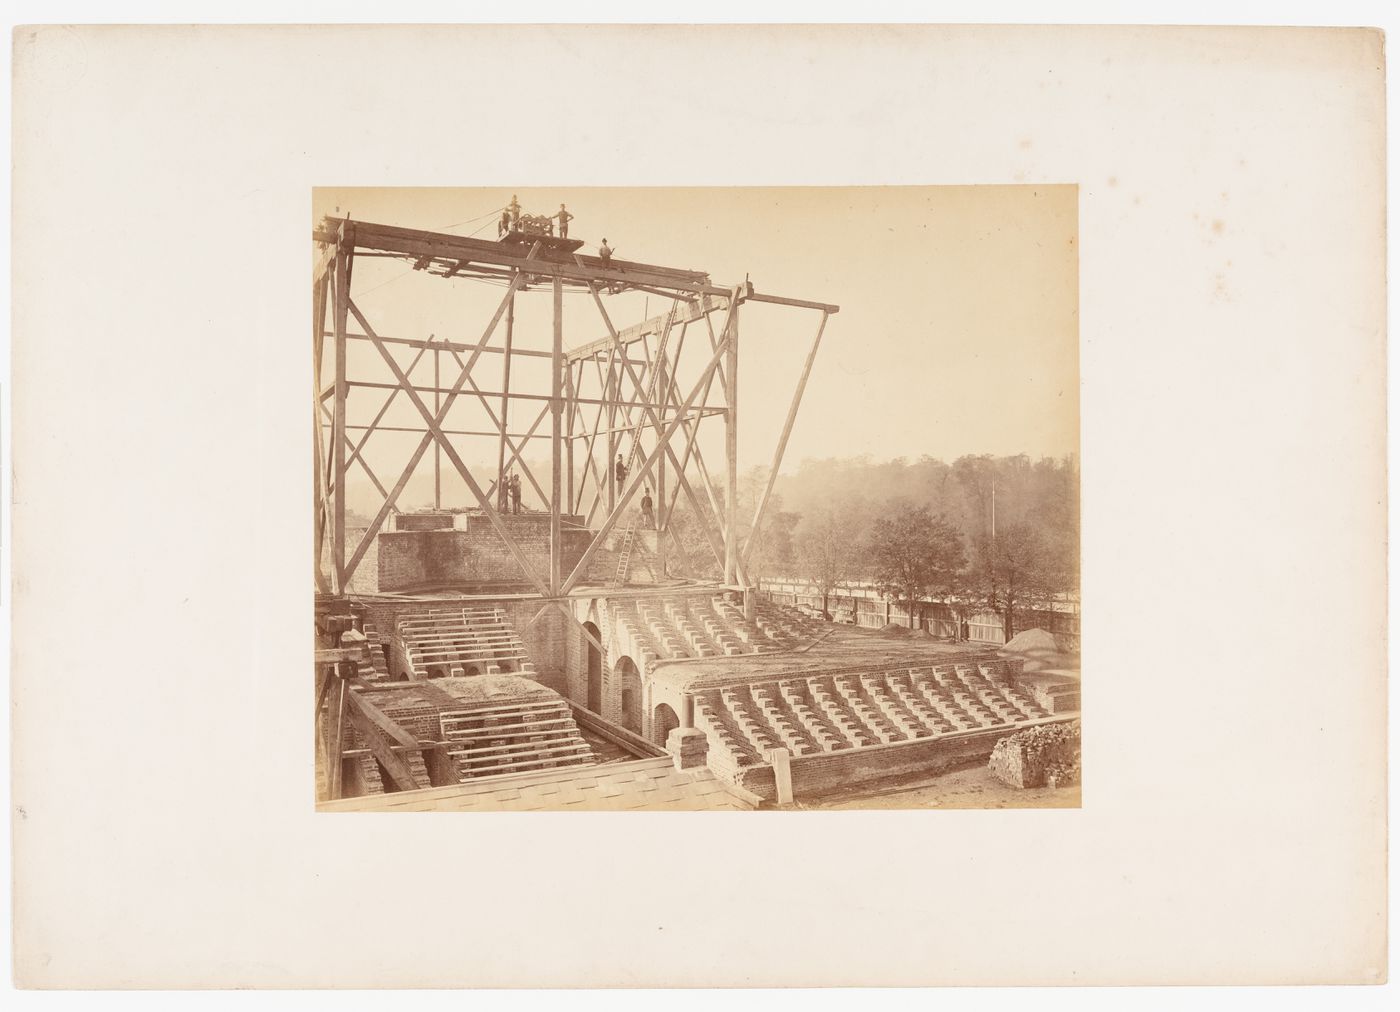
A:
312;215;838;631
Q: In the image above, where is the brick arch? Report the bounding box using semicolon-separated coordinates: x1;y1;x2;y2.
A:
582;621;602;712
616;656;643;734
651;702;680;748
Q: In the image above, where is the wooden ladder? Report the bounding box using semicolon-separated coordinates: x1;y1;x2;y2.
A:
610;513;642;587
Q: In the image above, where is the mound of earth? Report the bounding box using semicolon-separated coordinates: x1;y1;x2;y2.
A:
1003;628;1059;654
878;624;915;637
999;626;1076;673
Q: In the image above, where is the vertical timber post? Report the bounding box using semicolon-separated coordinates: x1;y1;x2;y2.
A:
497;294;515;508
565;362;576;524
433;339;441;509
606;362;617;514
657;348;668;576
331;227;352;594
312;273;330;592
725;294;739;587
551;276;564;595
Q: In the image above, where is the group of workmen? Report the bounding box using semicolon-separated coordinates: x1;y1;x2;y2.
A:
495;195;616;267
497;472;523;515
498;194;575;240
616;454;656;530
489;455;655;526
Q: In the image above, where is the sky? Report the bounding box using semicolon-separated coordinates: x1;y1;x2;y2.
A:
313;186;1078;513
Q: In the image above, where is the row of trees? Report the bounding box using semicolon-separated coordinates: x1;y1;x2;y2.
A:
671;453;1080;640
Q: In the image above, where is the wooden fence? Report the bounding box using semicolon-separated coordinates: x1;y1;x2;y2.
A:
758;578;1079;653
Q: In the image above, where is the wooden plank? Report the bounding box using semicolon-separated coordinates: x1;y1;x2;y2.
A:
339;275;525;588
345;683;421;748
312;242;337;286
345;424;550;439
496;294;515;506
565;362;576;529
342;220;722;297
550;275;564;594
344;690;422;792
339;379;677;411
725;299;739;585
332;228;351;594
349;298;552;598
343;219;711;282
343;341;432;475
484;402;552;506
566;293;728;363
559;293;734;595
335;331;555;359
433;341;441;507
315;645;369;664
312;272;331;594
744;292;841;313
599;288;735;579
742;310;830;570
327;678;348;800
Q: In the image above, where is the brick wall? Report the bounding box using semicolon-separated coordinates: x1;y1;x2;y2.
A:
731;717;1077;802
376;514;590;592
395;512;457;531
357;597;573;691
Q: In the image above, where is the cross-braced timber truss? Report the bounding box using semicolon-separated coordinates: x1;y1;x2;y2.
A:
313;216;838;635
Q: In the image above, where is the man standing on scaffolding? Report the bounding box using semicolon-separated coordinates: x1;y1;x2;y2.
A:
555;203;574;239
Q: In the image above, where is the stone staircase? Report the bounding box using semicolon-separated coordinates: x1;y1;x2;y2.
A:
684;659;1059;771
395;607;537;680
438;698;594;779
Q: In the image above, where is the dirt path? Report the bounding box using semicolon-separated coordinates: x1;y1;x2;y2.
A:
799;762;1081;810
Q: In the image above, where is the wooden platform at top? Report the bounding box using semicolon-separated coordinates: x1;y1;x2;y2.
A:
500;231;585;255
316;216;719;297
313;216;841;313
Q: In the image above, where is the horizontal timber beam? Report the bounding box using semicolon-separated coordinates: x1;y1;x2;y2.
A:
334;331;556;360
342;424;556;438
565;293;730;363
321;219;722;297
343;380;680;411
744;292;841;313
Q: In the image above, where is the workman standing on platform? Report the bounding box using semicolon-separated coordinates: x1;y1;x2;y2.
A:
498;209;511;238
555;204;574;239
599;238;614;265
508;194;521;229
641;487;656;529
510;472;522;515
615;453;628;489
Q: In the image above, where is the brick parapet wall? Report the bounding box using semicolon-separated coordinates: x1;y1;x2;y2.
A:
356;597;571;692
376;515;589;592
731;716;1078;802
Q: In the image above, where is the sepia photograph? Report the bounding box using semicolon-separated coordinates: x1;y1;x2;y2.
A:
313;186;1081;812
11;17;1386;990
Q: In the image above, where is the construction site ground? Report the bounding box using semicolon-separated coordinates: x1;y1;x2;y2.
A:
797;758;1081;810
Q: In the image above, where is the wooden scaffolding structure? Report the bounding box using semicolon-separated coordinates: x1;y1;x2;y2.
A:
312;215;839;627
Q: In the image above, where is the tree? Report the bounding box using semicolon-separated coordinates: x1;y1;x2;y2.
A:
795;506;859;618
976;520;1058;641
750;502;800;581
867;501;966;629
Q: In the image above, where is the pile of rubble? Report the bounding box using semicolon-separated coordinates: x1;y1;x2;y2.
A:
987;720;1081;789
